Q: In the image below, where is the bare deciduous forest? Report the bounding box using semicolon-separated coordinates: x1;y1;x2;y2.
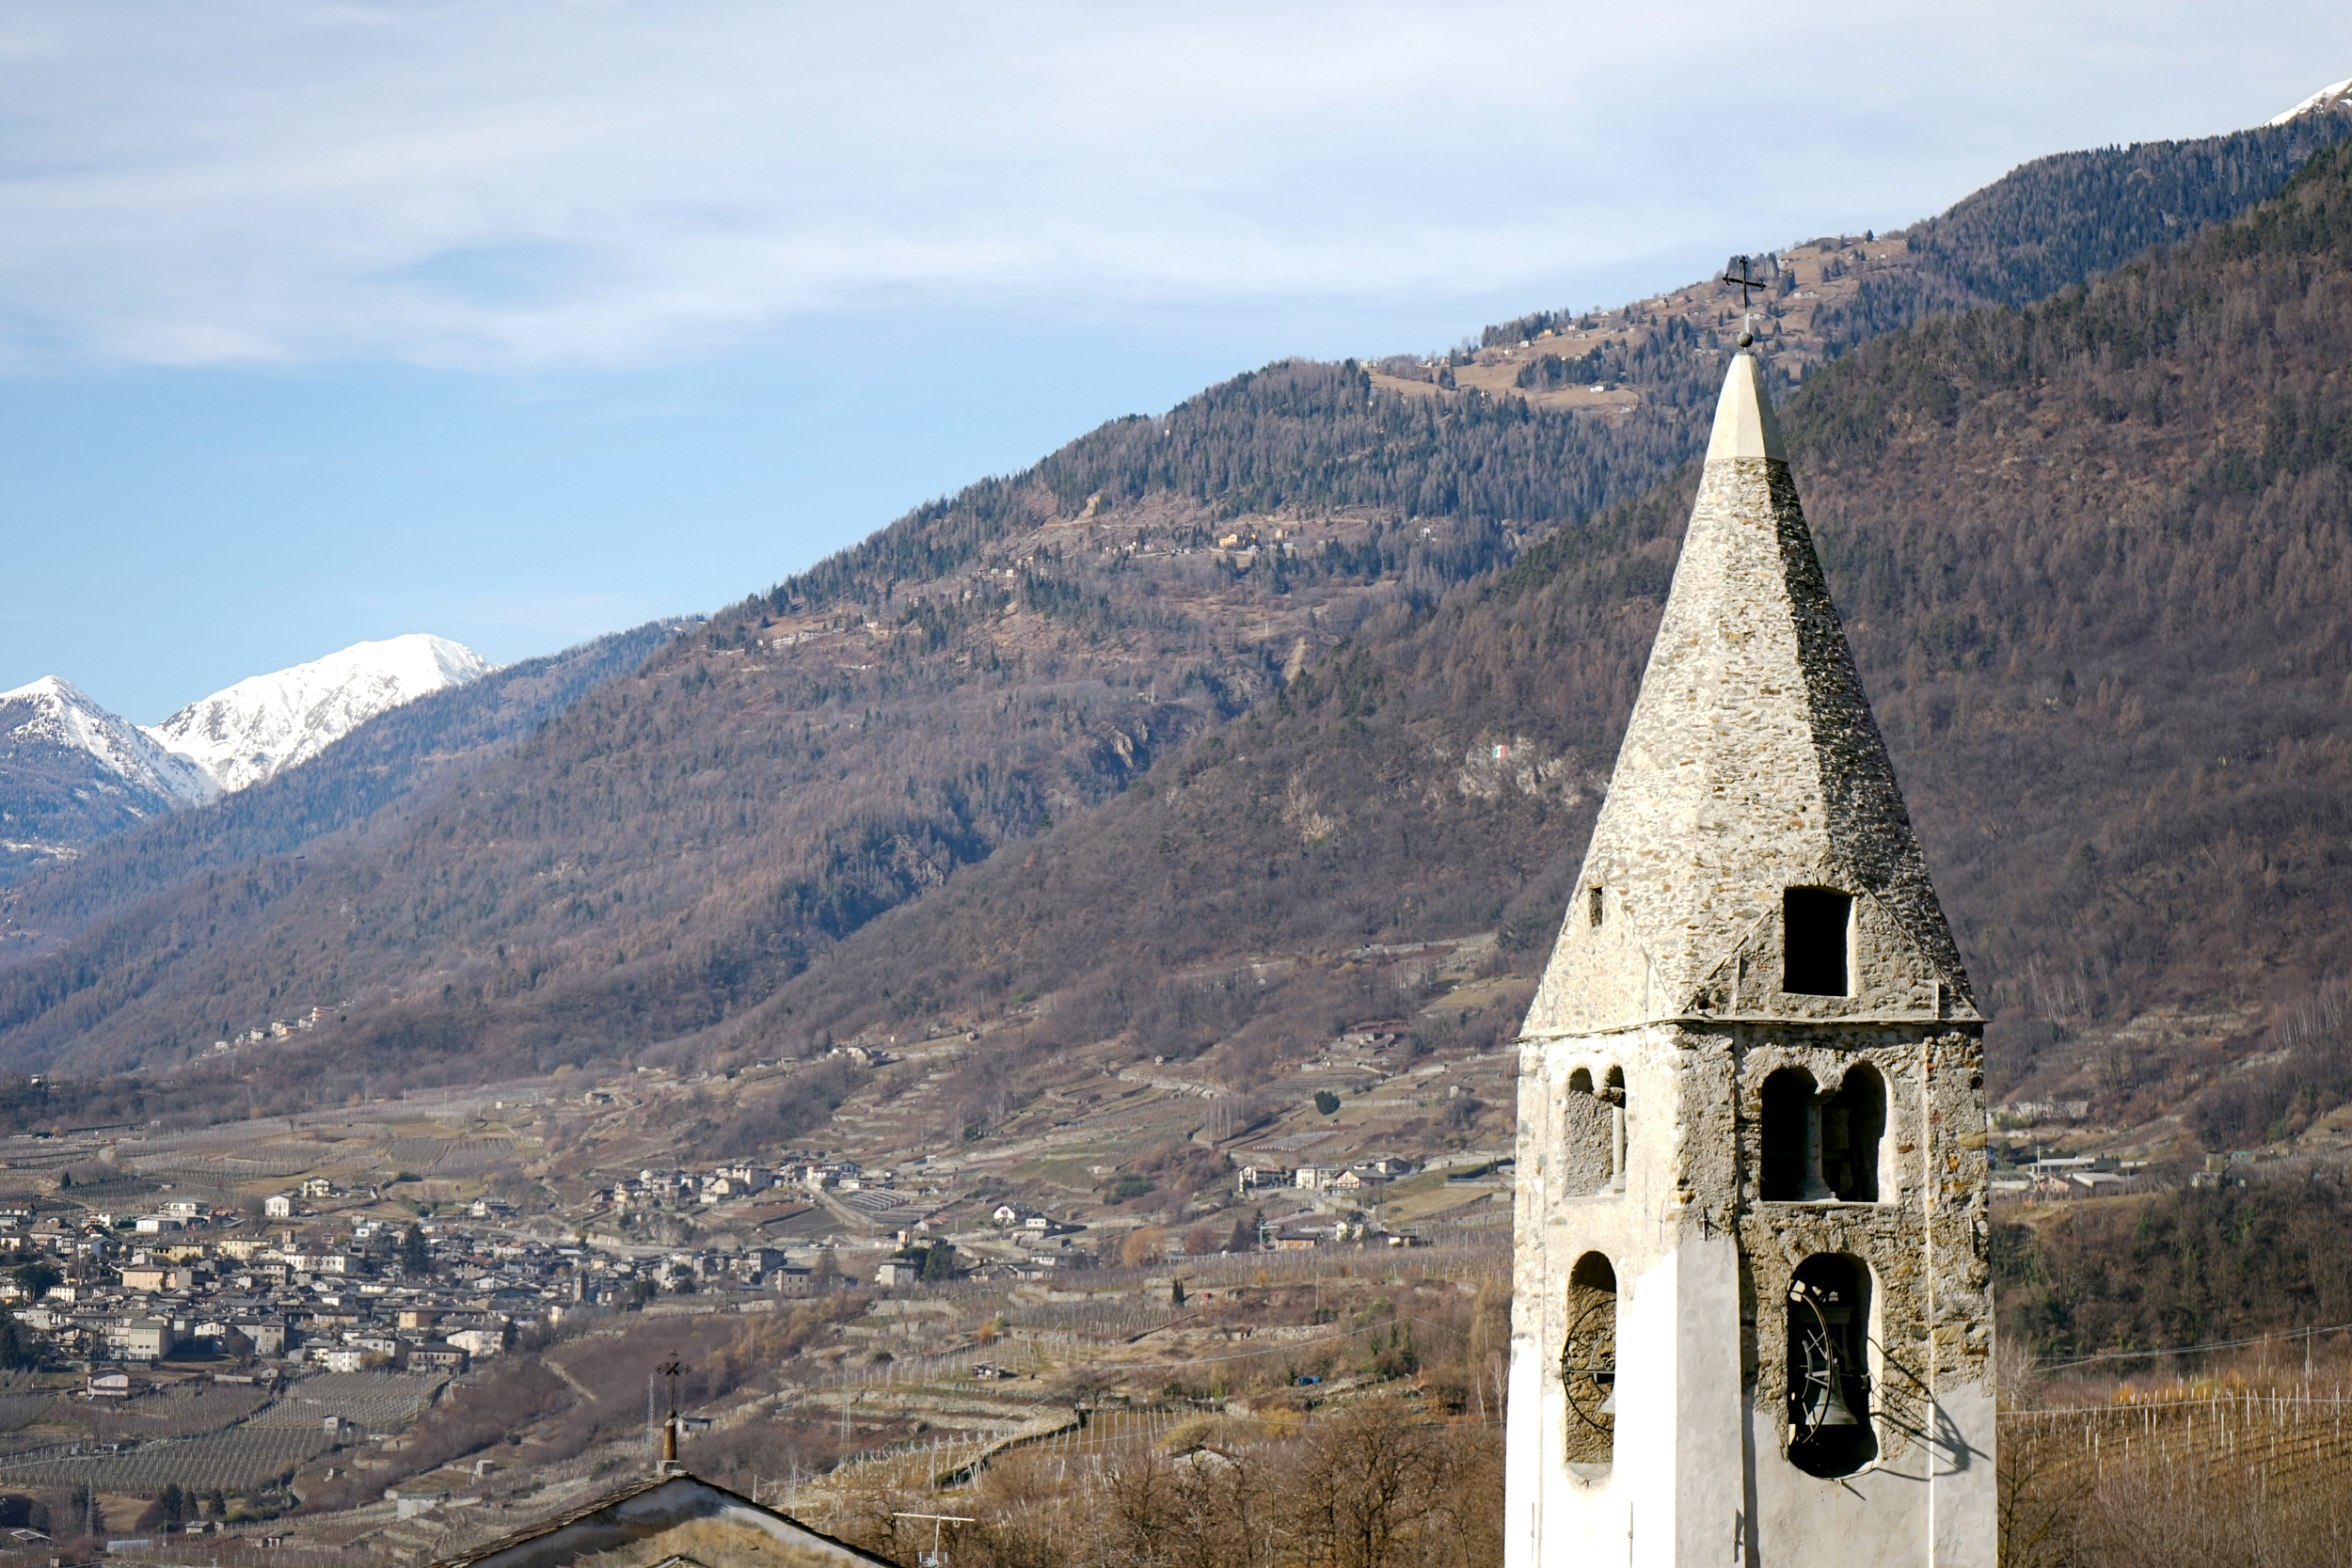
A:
0;128;2347;1155
733;140;2352;1137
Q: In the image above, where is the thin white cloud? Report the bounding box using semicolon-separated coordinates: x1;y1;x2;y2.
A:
0;0;2344;371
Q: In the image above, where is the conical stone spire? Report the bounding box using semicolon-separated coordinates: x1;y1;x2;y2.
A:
1524;351;1975;1036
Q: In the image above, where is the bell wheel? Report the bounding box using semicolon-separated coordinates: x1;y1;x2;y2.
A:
1560;1298;1616;1433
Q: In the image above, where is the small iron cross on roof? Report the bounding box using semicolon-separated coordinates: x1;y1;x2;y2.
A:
1722;255;1769;307
658;1356;688;1413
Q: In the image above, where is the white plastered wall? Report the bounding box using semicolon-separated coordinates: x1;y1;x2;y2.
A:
1511;1028;1748;1568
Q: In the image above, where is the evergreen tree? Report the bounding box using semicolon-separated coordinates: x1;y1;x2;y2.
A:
0;1312;34;1371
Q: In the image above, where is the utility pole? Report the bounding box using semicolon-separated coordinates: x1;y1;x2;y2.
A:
891;1513;975;1568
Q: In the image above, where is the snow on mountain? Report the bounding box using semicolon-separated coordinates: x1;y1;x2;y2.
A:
2266;76;2352;126
1;675;221;807
0;676;221;876
144;634;493;794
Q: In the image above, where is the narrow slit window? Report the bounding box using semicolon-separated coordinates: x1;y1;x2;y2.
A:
1782;887;1853;996
1587;887;1605;927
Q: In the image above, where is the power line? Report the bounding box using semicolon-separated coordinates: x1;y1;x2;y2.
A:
2037;1319;2352;1372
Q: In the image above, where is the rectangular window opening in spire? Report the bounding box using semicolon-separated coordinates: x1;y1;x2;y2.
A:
1782;888;1852;996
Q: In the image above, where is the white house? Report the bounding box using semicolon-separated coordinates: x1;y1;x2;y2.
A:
446;1326;506;1358
104;1317;177;1361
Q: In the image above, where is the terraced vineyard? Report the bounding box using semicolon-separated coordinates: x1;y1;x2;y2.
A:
2000;1374;2352;1560
129;1152;316;1180
0;1389;55;1432
251;1372;447;1430
63;1383;271;1440
385;1140;448;1169
0;1372;447;1497
0;1426;328;1493
806;1405;1213;1497
2008;1380;2352;1487
428;1140;513;1176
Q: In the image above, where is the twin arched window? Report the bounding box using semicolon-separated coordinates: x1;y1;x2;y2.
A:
1758;1064;1883;1202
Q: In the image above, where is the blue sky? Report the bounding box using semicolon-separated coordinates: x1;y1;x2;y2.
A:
2;3;2347;721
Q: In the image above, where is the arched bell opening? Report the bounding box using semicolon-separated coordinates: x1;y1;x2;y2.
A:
1561;1069;1613;1196
1561;1251;1616;1477
1823;1064;1885;1203
1758;1067;1820;1201
1785;1254;1878;1478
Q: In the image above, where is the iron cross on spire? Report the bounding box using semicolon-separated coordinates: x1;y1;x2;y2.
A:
1721;254;1770;307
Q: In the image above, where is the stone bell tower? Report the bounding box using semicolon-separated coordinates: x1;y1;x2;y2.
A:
1503;345;1995;1568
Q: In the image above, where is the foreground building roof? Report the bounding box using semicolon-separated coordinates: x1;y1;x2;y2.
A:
422;1473;894;1568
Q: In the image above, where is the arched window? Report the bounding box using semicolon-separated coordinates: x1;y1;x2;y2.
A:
1561;1069;1613;1196
1823;1065;1884;1203
1786;1254;1876;1477
1562;1252;1616;1475
1759;1068;1819;1201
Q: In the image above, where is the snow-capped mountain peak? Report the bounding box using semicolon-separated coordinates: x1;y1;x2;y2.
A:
144;633;493;794
2267;76;2352;126
0;675;220;807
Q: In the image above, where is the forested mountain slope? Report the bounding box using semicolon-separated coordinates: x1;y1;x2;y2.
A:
0;382;1617;1084
719;140;2352;1147
1435;116;2351;452
1;118;2346;1118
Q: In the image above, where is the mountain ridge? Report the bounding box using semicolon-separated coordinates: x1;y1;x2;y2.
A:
0;675;220;807
0;632;498;879
0;676;221;878
144;631;492;793
727;137;2352;1155
0;620;682;959
2;113;2349;1136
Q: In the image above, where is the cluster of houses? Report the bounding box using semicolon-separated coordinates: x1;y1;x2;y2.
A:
211;1005;333;1053
1233;1155;1420;1195
589;1157;909;1212
2;1220;498;1370
0;1207;836;1376
1987;1153;2153;1199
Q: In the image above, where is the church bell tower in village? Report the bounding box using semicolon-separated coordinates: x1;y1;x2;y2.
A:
1504;342;1995;1568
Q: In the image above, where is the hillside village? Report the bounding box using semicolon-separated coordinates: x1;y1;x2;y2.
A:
0;985;1535;1562
0;913;2290;1567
